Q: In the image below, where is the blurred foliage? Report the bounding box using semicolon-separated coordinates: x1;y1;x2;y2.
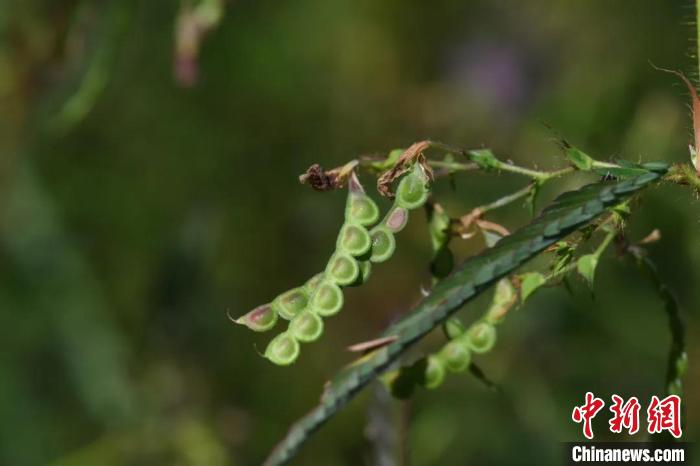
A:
0;1;698;465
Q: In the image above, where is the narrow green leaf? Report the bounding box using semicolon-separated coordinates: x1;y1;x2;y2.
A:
519;272;546;303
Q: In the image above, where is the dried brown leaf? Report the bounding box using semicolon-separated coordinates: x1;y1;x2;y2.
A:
377;140;431;198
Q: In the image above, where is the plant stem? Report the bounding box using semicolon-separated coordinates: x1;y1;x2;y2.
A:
593;228;617;257
412;158;574;181
427;160;479;172
428;140;606;181
479;183;535;214
492;161;553;181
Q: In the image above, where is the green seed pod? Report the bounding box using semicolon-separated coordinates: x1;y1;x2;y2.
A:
385;207;409;233
235;304;278;332
347;259;373;287
311;281;344;316
264;332;300;366
443;317;466;340
347;196;380;227
346;172;380;226
467;321;497;354
304;273;325;295
369;227;396;263
272;287;309;320
290;310;324;342
337;223;372;256
326;252;360;286
439;340;472;373
348;197;379;226
396;165;429;210
422;355;446;389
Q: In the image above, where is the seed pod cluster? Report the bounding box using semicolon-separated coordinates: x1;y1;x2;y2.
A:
385;278;514;392
235;163;431;365
418;317;498;388
368;163;430;264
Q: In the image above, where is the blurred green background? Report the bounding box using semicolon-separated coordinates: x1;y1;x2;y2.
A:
1;1;698;465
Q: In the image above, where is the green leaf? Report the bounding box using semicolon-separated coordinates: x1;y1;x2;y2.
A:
468;149;500;170
592;166;647;178
565;146;595;170
370;148;404;171
592;159;647;178
262;169;665;466
519;272;546;303
576;254;598;285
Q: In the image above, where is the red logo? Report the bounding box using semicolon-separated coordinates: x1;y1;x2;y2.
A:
572;393;682;439
608;395;641;435
572;392;605;439
647;395;682;438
